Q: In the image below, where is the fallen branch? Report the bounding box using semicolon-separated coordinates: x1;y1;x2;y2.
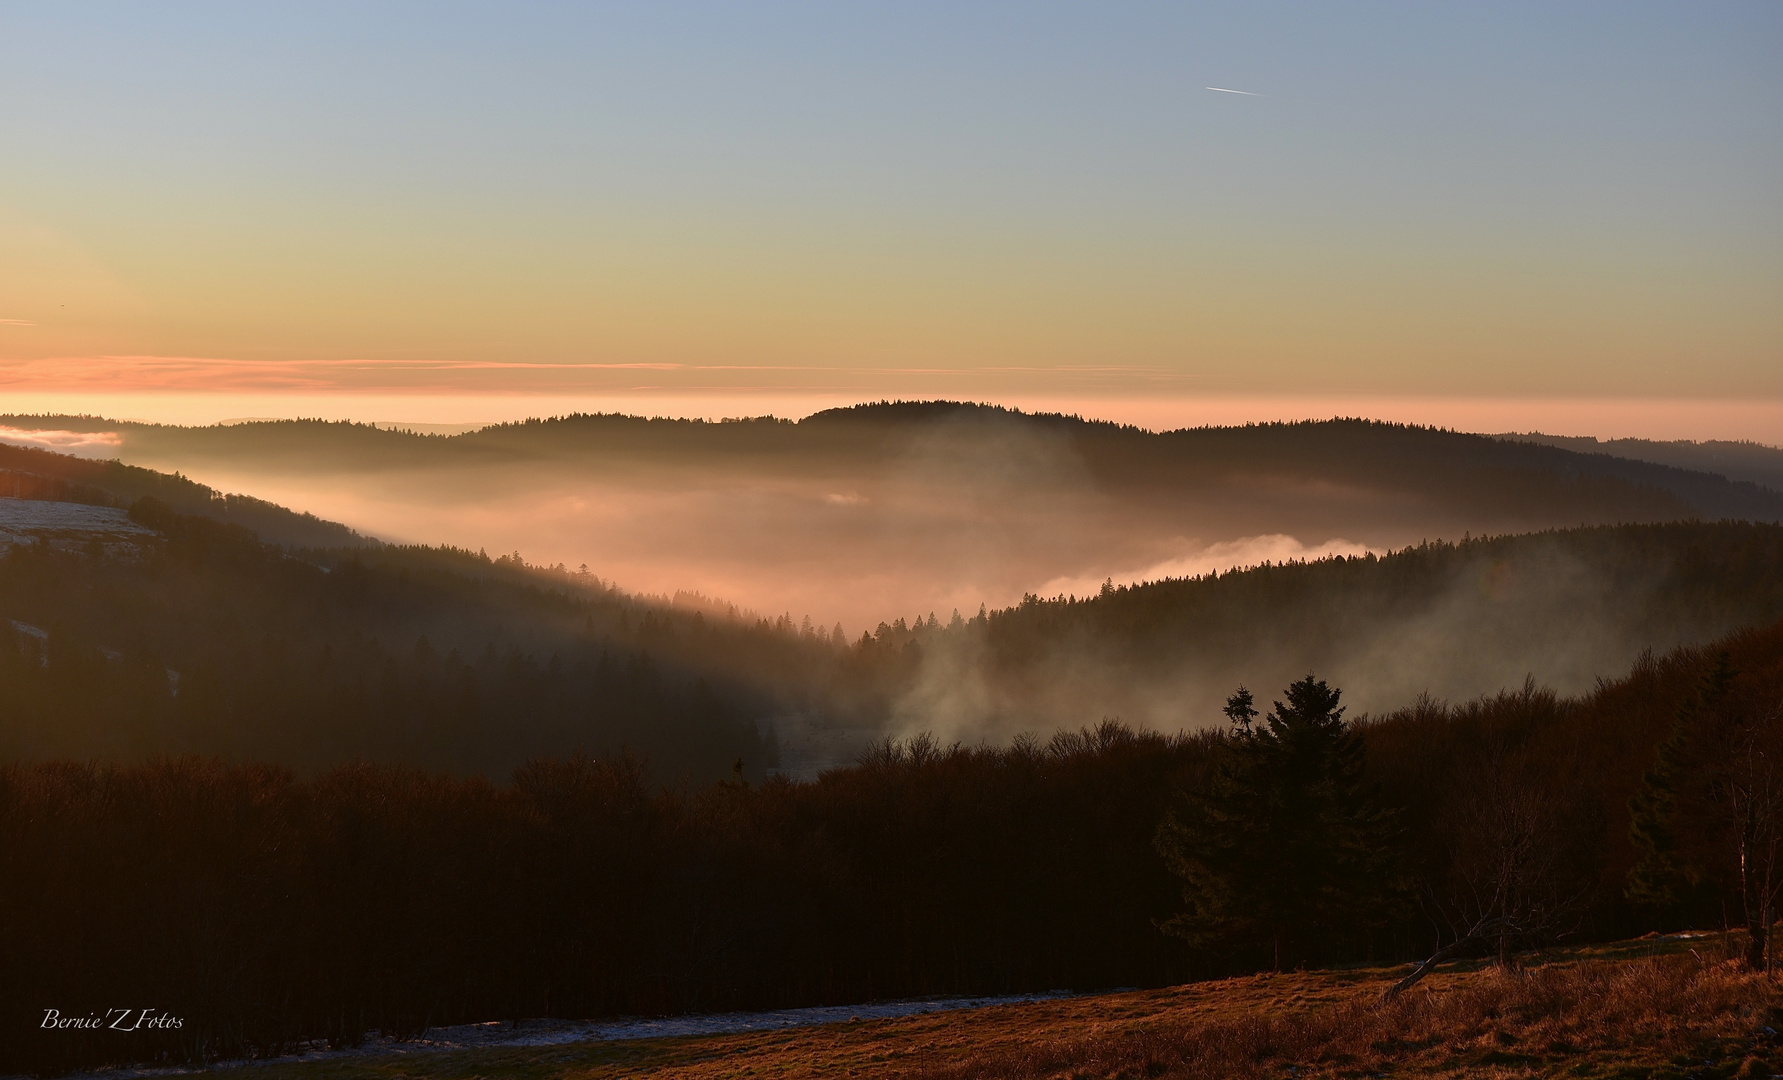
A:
1382;916;1512;1000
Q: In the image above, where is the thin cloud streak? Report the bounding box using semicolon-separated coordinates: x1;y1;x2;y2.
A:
1205;86;1262;96
0;355;1201;395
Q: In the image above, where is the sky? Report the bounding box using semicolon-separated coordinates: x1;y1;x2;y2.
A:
2;2;1780;438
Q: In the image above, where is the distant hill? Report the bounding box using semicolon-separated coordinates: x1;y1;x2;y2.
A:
8;405;1782;524
3;405;1781;632
1498;432;1783;495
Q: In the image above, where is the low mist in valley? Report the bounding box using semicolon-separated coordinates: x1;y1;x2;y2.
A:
9;410;1377;633
6;403;1777;636
5;403;1783;771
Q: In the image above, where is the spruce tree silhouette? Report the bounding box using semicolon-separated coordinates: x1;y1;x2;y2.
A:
1156;676;1402;969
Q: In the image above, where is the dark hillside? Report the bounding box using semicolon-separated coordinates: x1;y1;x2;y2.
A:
0;501;814;779
0;440;364;548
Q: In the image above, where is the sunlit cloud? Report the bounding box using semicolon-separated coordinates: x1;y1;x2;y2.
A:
0;319;36;326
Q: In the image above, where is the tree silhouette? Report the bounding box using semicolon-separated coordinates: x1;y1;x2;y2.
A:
1156;676;1402;969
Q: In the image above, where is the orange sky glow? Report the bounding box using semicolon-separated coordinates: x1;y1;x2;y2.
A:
2;6;1778;443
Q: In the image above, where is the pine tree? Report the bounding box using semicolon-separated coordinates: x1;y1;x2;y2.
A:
1156;676;1402;969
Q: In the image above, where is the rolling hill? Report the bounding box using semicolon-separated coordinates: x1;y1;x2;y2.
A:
5;404;1780;635
3;438;1783;773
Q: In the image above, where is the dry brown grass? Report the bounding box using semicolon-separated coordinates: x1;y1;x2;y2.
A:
918;952;1777;1079
230;940;1782;1080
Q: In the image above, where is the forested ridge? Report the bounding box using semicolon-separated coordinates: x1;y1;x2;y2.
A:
5;620;1783;1073
1505;432;1783;494
9;405;1783;524
844;519;1783;732
966;520;1783;674
10;407;1781;662
5;477;1783;772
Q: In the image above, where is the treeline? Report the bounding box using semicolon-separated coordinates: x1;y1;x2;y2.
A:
1;730;1206;1074
5;619;1783;1074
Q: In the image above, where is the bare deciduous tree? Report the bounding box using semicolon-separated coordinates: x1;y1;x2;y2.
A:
1386;732;1594;999
1627;654;1783;971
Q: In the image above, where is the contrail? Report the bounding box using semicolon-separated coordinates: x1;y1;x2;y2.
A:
1205;86;1261;96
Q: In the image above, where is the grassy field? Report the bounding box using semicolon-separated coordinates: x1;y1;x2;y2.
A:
210;937;1780;1080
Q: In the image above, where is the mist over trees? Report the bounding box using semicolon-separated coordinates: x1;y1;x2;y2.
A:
7;405;1781;636
7;621;1783;1074
852;520;1783;743
18;408;1781;756
5;491;1783;777
4;451;1783;776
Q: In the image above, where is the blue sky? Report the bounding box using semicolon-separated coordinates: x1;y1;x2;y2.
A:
1;2;1778;420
